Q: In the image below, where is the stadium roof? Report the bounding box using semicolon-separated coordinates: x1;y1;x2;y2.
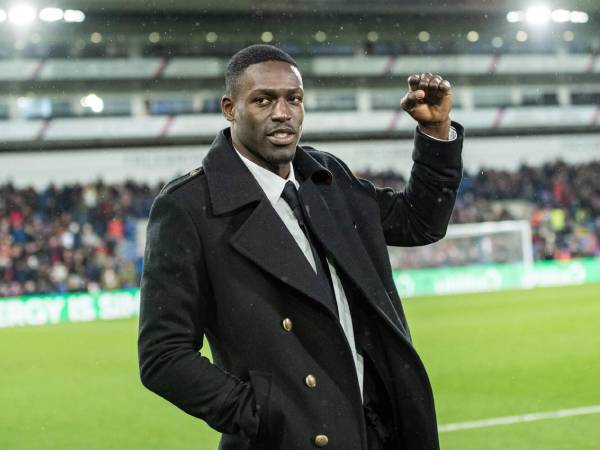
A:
1;0;598;15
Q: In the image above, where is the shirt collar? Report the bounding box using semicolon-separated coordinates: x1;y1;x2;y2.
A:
234;147;300;207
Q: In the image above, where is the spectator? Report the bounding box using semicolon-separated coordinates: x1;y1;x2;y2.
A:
1;160;599;295
0;180;162;296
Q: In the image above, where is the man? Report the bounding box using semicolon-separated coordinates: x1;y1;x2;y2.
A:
138;44;462;450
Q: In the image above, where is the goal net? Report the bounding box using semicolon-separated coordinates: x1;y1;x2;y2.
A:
388;220;534;270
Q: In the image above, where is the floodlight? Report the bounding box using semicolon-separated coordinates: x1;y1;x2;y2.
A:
492;36;504;48
261;31;274;43
63;9;85;23
570;11;589;23
366;31;379;43
506;11;522;23
418;31;430;42
81;94;104;113
39;7;63;22
0;9;7;23
315;31;327;42
526;5;551;25
90;32;102;44
563;30;575;41
466;31;479;42
516;30;528;42
8;5;36;25
551;9;571;23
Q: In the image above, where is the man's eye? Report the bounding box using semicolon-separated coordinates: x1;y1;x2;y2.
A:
255;97;270;105
289;96;303;103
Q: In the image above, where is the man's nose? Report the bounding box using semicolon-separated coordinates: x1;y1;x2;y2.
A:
271;98;291;121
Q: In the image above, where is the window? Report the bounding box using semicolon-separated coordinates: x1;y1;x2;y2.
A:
148;97;195;115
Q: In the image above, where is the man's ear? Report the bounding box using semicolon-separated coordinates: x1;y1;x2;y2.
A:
221;96;235;122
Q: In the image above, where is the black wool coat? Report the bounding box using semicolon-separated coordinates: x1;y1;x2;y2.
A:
138;125;463;450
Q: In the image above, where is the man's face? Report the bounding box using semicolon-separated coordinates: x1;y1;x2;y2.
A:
222;60;304;177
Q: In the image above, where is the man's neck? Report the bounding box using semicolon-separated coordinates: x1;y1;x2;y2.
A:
231;138;291;179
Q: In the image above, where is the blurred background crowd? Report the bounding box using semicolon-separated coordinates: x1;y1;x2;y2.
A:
2;0;600;297
2;158;599;296
0;181;158;296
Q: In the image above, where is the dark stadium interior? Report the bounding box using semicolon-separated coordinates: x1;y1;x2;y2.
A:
1;2;599;449
1;0;599;292
0;1;598;153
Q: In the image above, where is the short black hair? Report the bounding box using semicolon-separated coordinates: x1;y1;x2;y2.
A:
225;44;298;96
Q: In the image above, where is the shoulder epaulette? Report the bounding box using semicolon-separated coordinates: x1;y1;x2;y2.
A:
160;166;204;195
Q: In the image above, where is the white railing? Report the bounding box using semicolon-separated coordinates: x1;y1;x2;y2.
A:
0;53;598;82
0;105;597;144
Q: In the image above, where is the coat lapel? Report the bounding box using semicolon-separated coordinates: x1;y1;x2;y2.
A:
297;178;406;337
202;129;338;315
230;199;338;315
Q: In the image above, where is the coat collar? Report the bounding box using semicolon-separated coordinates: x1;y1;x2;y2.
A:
203;128;332;216
202;128;405;336
202;128;339;317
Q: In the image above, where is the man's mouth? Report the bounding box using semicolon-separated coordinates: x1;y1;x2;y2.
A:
267;129;296;145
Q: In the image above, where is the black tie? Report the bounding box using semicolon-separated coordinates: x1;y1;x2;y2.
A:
281;181;338;317
281;181;309;237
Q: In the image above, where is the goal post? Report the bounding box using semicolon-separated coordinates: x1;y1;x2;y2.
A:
388;220;534;270
444;220;534;266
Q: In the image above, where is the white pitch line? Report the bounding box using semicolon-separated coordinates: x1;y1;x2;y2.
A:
438;405;600;433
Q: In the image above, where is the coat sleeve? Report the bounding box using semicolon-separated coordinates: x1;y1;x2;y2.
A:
351;122;463;247
138;192;259;439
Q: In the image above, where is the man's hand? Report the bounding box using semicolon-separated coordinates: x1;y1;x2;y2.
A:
400;73;452;140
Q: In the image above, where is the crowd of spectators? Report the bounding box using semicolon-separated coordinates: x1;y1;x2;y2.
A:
1;160;599;296
459;161;600;261
0;181;160;297
360;160;600;267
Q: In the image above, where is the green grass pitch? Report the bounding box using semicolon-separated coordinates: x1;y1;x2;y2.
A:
1;283;598;449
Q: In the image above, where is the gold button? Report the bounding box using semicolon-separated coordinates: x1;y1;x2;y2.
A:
314;434;329;447
282;318;293;332
305;374;317;388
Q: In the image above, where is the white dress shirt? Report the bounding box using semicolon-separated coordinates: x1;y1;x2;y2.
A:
234;149;365;400
422;125;457;141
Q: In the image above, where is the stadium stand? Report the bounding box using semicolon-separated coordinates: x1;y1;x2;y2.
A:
1;0;599;291
1;2;599;149
359;160;600;267
0;180;160;297
2;160;599;296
